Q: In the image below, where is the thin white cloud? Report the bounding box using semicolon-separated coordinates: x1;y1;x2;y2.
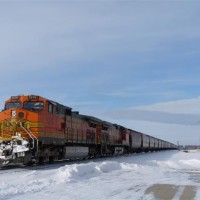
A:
98;88;187;100
70;101;101;106
135;97;200;114
152;78;200;85
98;91;133;97
104;97;200;126
105;109;200;126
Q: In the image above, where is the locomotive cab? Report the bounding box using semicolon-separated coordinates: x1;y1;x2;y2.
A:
4;95;44;112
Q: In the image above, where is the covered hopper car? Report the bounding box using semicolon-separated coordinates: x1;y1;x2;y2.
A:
0;95;177;166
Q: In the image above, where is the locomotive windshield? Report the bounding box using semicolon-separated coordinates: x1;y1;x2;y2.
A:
5;102;21;110
23;101;44;111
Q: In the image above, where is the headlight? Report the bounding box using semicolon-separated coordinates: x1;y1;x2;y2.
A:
18;112;24;118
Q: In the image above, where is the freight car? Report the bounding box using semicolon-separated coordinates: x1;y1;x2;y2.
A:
0;95;177;166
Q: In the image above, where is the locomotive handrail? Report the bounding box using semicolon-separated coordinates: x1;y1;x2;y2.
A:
27;128;38;152
19;122;38;152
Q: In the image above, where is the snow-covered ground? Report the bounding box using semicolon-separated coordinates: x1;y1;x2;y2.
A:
0;150;200;200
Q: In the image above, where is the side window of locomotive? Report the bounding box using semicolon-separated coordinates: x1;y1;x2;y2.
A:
53;105;58;114
24;101;44;111
33;102;44;110
48;103;53;113
54;105;65;115
5;102;21;110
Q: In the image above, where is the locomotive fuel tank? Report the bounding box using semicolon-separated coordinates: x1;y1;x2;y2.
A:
64;146;89;159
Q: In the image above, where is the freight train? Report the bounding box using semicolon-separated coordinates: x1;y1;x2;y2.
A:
0;95;177;166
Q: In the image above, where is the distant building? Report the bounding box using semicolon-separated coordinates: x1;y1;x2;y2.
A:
184;145;200;150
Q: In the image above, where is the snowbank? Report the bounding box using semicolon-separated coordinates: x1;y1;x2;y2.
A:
0;150;200;200
57;161;123;182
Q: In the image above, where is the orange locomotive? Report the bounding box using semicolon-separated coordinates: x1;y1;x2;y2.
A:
0;95;128;166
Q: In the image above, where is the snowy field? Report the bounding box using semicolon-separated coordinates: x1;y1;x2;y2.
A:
0;150;200;200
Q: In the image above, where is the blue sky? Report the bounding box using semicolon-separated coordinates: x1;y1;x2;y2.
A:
0;1;200;145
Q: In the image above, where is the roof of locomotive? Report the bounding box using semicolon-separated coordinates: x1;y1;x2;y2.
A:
7;94;72;110
79;114;103;123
